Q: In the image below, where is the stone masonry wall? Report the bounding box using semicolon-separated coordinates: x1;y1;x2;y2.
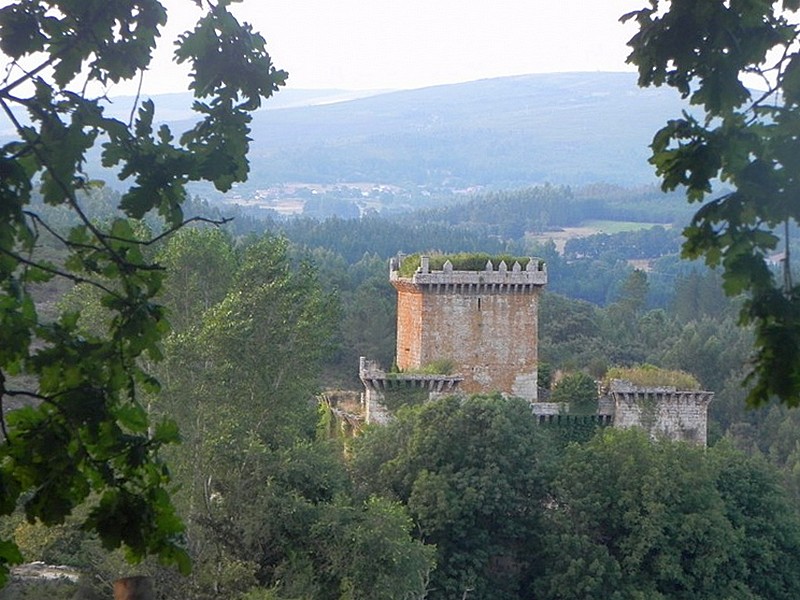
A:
394;281;423;369
359;357;463;424
415;287;539;399
610;381;713;445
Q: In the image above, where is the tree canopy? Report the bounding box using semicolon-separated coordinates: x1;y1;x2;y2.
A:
0;0;285;584
536;429;800;599
351;395;555;600
625;0;800;406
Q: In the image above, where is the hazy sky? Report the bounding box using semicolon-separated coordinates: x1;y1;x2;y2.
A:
130;0;641;95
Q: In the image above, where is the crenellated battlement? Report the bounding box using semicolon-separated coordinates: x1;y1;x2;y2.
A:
390;254;547;292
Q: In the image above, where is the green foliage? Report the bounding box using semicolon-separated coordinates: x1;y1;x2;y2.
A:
0;0;285;585
350;396;800;599
538;292;604;370
156;231;339;471
324;252;396;386
564;225;681;261
551;371;597;402
538;362;553;390
274;215;509;265
551;372;598;415
536;429;800;599
535;271;753;394
257;189;695;311
310;497;435;599
626;0;800;406
381;385;430;413
659;317;752;392
711;442;800;597
538;417;607;446
605;364;701;390
351;395;555;600
671;268;734;323
401;358;457;375
616;269;649;314
140;231;434;599
155;227;236;333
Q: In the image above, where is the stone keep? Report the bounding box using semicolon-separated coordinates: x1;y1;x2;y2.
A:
390;255;547;400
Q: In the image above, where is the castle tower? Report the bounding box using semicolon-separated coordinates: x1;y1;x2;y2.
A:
390;255;547;400
609;380;713;445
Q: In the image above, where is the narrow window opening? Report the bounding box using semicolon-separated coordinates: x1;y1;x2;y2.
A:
477;297;482;311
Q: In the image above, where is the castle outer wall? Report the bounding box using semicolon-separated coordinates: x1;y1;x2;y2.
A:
610;382;713;446
391;256;547;400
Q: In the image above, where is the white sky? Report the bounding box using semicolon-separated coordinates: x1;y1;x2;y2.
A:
128;0;641;95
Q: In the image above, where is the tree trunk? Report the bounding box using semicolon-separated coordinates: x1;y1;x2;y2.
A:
113;576;153;600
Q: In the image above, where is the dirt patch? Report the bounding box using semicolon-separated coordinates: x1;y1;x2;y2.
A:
12;562;80;582
528;227;600;254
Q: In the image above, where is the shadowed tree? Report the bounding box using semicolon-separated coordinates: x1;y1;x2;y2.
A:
0;0;286;582
351;395;555;600
626;0;800;406
536;429;800;599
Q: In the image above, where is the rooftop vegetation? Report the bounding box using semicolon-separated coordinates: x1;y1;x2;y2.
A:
397;252;541;277
604;364;701;391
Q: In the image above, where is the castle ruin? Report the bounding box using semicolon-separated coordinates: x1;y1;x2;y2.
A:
360;254;713;445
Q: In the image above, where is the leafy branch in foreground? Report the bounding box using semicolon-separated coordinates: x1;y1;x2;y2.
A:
0;0;286;585
624;0;800;406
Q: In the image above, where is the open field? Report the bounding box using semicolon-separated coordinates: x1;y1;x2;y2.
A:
528;221;665;254
581;220;664;234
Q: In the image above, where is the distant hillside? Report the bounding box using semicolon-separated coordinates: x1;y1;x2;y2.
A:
2;72;690;192
230;72;688;190
101;88;389;123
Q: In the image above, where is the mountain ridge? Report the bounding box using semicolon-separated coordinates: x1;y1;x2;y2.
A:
0;72;690;192
233;71;688;190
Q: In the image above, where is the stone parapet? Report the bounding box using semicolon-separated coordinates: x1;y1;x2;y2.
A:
390;254;547;291
530;400;615;425
611;390;714;406
359;357;463;392
529;402;562;416
361;373;464;394
359;357;464;424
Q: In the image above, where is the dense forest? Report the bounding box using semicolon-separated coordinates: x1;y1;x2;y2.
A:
5;186;800;600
